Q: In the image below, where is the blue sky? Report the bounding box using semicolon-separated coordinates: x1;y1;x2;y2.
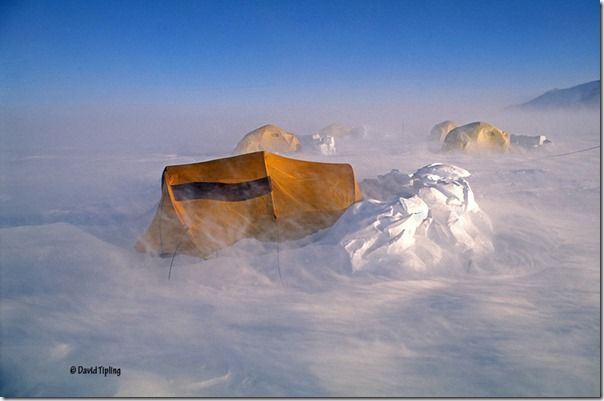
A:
2;0;599;101
0;0;600;151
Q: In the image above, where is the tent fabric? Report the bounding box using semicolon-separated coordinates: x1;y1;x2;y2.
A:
430;120;458;142
136;151;363;258
233;124;301;155
443;121;510;152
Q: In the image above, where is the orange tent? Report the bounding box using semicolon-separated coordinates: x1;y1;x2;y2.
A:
136;151;363;258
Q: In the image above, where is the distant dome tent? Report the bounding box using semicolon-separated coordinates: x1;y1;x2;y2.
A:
430;120;458;142
318;123;365;138
443;121;510;152
136;151;363;258
233;124;301;155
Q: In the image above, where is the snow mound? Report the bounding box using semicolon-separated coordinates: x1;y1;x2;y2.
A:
327;164;493;273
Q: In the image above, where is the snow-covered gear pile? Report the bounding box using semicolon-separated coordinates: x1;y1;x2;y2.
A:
510;134;552;149
311;133;337;155
328;163;493;271
305;123;367;155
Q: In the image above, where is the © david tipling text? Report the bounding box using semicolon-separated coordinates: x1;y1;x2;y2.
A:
70;365;121;377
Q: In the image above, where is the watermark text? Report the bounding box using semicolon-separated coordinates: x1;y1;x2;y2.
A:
70;365;121;377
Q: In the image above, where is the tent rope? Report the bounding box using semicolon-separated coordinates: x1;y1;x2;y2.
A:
542;144;600;159
159;195;165;253
168;231;186;280
521;144;600;162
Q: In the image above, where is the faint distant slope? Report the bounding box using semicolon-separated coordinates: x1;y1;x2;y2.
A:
511;80;600;110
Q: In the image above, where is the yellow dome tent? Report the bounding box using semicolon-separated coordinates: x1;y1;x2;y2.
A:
136;151;363;258
430;120;458;142
443;121;510;152
233;124;301;155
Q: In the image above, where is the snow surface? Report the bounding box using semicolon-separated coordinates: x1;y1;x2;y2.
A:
0;112;600;397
